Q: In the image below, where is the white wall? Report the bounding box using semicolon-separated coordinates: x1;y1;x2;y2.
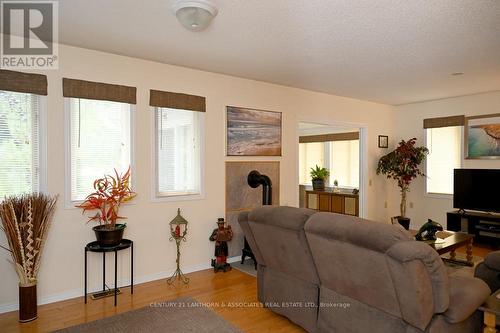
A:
392;91;500;229
0;44;396;311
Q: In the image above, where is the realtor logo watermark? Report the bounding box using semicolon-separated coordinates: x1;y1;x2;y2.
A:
1;1;58;69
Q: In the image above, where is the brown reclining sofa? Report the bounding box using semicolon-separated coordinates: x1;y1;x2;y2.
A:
238;206;490;333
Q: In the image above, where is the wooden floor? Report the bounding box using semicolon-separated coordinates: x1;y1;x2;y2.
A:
0;243;493;333
456;243;495;258
0;268;305;333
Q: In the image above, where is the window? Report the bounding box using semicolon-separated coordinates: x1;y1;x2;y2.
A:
155;107;203;198
68;98;132;201
299;142;325;185
426;126;461;195
330;140;359;188
0;90;41;197
299;139;359;188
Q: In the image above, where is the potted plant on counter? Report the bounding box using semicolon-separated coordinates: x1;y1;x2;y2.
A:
376;138;428;229
76;167;136;247
310;165;330;191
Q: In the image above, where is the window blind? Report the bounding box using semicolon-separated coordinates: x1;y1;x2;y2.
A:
330;140;360;188
426;126;461;194
299;142;325;185
299;140;359;188
299;132;359;143
63;78;136;104
150;90;206;112
156;107;202;196
69;98;132;201
0;69;47;95
0;90;40;196
423;116;465;129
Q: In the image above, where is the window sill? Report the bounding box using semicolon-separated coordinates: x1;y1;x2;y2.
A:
425;192;453;200
65;200;138;210
152;193;205;203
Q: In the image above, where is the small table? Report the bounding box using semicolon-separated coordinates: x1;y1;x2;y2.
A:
479;289;500;333
84;239;133;306
411;230;474;266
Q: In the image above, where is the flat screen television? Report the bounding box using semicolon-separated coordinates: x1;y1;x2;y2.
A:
454;169;500;213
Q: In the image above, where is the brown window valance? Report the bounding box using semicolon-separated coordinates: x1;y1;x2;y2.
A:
0;69;47;95
149;89;206;112
63;78;136;104
423;115;465;129
299;132;359;143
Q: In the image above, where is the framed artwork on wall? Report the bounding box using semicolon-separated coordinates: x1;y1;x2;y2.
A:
378;135;389;148
226;106;282;156
465;114;500;159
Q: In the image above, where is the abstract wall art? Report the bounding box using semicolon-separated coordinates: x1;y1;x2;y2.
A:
465;114;500;159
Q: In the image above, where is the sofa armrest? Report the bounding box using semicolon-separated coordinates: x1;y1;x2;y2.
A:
475;261;500;293
442;275;490;324
484;251;500;270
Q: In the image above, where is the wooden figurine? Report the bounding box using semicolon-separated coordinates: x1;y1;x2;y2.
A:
210;218;233;273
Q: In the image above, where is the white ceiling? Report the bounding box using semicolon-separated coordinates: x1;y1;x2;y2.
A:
57;0;500;105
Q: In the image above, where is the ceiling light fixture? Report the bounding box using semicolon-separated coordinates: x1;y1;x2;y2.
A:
173;0;218;32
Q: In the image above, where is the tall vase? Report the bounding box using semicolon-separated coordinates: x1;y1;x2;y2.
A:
19;282;37;323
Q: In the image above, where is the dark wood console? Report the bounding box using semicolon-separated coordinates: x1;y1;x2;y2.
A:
447;210;500;246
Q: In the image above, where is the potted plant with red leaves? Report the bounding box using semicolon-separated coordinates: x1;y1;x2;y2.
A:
76;167;136;246
377;138;428;229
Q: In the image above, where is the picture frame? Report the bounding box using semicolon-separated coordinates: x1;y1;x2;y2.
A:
465;113;500;159
226;106;282;156
378;135;389;148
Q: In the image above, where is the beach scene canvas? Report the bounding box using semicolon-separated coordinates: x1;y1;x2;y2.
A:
466;115;500;159
226;106;282;156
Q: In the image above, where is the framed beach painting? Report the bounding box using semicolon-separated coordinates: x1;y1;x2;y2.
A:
465;113;500;159
226;106;282;156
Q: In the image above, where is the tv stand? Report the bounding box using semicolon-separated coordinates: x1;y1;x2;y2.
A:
447;210;500;246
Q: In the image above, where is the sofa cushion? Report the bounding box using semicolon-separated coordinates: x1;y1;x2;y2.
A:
248;205;316;231
442;275;490;324
387;241;450;315
305;212;411;253
317;286;412;333
238;211;266;265
484;251;500;270
427;311;483;333
260;266;319;333
247;206;319;284
386;256;435;330
305;213;413;319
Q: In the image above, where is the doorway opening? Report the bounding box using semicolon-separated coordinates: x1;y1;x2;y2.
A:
298;121;366;218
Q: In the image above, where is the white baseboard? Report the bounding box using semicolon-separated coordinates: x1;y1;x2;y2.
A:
0;255;242;314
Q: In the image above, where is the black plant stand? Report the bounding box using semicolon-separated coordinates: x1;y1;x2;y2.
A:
84;239;133;306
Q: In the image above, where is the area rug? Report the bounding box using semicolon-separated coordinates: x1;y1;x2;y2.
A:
442;253;483;277
233;259;257;277
53;297;241;333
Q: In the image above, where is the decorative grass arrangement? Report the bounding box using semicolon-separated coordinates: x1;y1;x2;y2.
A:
0;193;57;285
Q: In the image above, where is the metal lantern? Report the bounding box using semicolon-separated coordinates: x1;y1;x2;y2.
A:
167;208;189;284
169;208;188;239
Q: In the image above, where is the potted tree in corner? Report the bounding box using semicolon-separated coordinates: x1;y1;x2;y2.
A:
76;167;136;247
310;165;330;191
377;138;428;230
